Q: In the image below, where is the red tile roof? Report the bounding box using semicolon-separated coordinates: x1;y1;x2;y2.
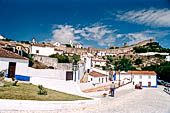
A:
130;71;156;75
0;48;28;60
116;71;156;75
89;71;107;77
33;43;55;47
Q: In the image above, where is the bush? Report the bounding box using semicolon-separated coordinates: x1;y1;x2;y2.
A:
38;85;48;95
12;80;18;86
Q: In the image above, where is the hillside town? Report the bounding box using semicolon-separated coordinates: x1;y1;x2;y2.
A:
1;0;170;113
0;33;170;112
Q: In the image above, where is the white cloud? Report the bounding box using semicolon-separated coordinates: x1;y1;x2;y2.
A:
50;24;117;46
80;25;116;46
80;25;112;40
116;30;170;46
51;25;80;44
116;34;122;38
116;8;170;27
49;24;170;47
125;33;154;45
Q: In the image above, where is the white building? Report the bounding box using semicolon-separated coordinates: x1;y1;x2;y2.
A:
31;43;56;56
54;48;64;55
165;56;170;62
88;71;108;83
96;51;106;57
106;53;116;56
92;59;106;67
74;43;82;48
0;48;29;81
114;71;157;88
53;42;61;47
80;53;93;73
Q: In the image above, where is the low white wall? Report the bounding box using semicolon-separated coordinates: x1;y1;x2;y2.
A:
137;52;169;56
30;77;84;96
27;67;69;80
78;82;112;90
91;68;109;75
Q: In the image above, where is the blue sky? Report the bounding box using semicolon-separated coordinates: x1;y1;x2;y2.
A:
0;0;170;48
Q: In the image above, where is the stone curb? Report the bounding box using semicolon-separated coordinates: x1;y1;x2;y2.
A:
0;98;101;111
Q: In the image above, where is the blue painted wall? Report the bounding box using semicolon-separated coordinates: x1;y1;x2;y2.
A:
114;73;116;81
5;74;30;81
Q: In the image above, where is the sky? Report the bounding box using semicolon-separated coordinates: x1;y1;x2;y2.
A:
0;0;170;48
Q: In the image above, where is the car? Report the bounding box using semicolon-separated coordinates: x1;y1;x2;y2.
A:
163;87;170;95
135;84;142;89
165;83;170;87
163;82;168;86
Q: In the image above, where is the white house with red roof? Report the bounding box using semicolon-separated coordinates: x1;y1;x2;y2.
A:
0;48;29;81
31;43;57;56
114;71;157;88
88;71;109;84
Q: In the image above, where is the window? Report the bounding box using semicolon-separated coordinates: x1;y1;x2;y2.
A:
99;78;100;83
148;76;151;79
91;78;93;81
36;50;39;54
139;75;142;79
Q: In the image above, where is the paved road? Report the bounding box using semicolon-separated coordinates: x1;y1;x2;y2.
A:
1;85;170;113
61;85;170;113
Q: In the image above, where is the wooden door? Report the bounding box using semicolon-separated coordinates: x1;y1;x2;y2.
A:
148;82;151;87
139;82;142;87
66;71;73;80
8;62;16;78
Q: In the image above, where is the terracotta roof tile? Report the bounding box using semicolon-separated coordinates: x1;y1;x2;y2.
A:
116;71;156;75
89;71;107;77
33;43;55;47
0;48;28;60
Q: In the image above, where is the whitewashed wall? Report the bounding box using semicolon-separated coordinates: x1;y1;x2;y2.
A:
30;77;85;96
137;52;169;56
0;58;29;76
31;46;56;56
133;75;157;87
115;74;131;81
88;75;108;84
92;61;106;67
27;67;73;80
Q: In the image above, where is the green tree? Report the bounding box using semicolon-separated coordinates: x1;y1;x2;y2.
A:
134;58;142;65
65;44;72;48
72;54;80;64
114;58;136;71
21;41;30;44
49;54;70;63
107;56;113;63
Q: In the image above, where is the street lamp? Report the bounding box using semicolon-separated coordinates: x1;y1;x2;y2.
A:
72;59;78;82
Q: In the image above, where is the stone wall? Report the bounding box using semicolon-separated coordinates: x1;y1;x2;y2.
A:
55;39;153;56
33;55;72;70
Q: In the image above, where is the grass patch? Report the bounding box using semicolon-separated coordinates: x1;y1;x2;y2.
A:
0;82;90;101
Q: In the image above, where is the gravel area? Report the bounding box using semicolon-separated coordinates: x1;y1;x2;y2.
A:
1;85;170;113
